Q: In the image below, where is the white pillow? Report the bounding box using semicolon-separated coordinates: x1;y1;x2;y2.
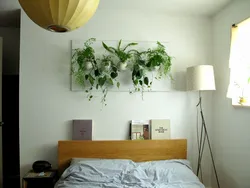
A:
70;158;101;165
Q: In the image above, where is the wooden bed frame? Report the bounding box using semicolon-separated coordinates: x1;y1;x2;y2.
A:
58;139;187;174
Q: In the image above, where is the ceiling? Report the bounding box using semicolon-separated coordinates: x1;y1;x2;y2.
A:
0;0;233;27
98;0;233;16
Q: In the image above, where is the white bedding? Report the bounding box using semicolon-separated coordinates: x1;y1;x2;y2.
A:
55;159;205;188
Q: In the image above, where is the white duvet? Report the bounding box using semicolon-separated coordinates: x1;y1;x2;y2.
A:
55;159;205;188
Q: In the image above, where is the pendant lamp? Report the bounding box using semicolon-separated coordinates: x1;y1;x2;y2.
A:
19;0;100;32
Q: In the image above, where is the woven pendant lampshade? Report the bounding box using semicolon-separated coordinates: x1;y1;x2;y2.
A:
19;0;100;32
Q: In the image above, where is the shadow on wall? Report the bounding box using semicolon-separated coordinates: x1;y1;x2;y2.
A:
66;120;73;139
173;71;186;91
41;144;58;169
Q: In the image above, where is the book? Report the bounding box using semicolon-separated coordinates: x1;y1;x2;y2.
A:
130;120;150;140
151;119;170;140
72;120;92;140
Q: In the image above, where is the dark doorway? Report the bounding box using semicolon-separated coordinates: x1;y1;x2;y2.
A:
2;75;20;188
0;9;20;188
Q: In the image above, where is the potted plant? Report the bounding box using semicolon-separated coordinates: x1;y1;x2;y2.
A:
234;78;250;105
129;51;152;97
119;61;128;71
71;38;96;89
102;40;138;69
72;39;120;105
130;42;172;97
146;42;172;79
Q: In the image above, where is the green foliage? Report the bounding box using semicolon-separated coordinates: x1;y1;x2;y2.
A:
102;40;138;63
147;41;172;78
129;41;172;95
72;38;173;105
72;39;120;105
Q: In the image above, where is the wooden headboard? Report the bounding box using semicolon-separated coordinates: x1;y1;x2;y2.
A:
58;139;187;174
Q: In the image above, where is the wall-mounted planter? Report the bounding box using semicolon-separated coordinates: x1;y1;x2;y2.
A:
71;39;173;105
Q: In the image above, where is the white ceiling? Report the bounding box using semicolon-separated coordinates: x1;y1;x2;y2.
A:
0;0;233;27
98;0;233;16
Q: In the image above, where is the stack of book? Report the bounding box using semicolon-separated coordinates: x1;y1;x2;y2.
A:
130;119;170;140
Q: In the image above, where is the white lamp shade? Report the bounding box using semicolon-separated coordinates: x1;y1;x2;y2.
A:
186;65;216;91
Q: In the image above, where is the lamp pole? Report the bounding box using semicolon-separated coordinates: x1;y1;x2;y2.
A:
196;92;220;188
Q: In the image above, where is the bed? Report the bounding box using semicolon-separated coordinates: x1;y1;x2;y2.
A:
55;139;205;188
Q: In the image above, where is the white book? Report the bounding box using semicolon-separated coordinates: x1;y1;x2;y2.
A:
151;119;170;140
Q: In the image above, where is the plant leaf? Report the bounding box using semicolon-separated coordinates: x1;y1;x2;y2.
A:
144;77;149;85
133;79;138;85
248;77;250;84
98;78;104;86
85;75;89;80
157;41;165;48
102;42;114;53
117;82;120;88
111;72;118;79
112;66;117;72
94;69;100;76
138;60;145;66
89;75;95;86
139;80;143;85
123;42;138;51
136;70;143;79
146;62;151;67
107;78;114;85
98;76;106;86
109;47;119;54
128;49;140;54
118;40;122;50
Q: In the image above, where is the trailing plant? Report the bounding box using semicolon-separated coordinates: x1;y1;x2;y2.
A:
72;39;120;106
130;52;152;97
97;55;120;105
71;38;173;105
129;42;172;96
71;38;96;86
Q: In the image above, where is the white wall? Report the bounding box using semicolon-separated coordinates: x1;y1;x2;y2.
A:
20;8;213;186
0;27;20;75
212;1;250;188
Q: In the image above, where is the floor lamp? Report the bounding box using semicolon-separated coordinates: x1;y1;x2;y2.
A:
186;65;220;188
